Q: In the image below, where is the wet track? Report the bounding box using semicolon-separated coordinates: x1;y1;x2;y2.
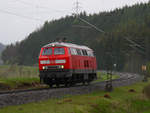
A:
0;72;142;108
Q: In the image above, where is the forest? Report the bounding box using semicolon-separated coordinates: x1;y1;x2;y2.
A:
0;43;5;64
2;1;150;73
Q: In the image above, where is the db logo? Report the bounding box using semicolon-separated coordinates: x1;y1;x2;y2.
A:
51;60;55;64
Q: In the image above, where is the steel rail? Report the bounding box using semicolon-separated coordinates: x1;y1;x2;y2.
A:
0;73;139;96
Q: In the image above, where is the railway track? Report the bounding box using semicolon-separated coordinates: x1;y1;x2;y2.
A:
0;72;142;108
0;72;136;95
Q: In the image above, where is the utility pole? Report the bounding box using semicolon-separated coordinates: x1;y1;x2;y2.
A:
75;0;80;17
105;35;114;92
105;52;113;92
74;0;82;18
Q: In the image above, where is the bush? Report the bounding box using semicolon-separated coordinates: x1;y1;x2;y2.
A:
143;84;150;99
147;62;150;77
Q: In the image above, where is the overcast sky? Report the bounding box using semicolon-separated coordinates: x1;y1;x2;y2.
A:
0;0;149;45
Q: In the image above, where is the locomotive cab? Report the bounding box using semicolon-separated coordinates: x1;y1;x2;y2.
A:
39;47;70;71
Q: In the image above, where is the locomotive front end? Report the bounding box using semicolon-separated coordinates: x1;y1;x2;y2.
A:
38;43;71;86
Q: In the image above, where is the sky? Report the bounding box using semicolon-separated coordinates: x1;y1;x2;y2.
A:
0;0;149;45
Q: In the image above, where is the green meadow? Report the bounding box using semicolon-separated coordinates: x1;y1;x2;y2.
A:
0;79;150;113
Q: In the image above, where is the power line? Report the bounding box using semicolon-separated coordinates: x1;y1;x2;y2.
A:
72;1;146;53
124;37;145;50
15;0;70;13
75;15;146;55
78;17;105;33
0;8;44;21
129;44;146;55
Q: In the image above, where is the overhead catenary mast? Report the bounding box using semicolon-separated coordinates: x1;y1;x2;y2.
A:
75;0;80;17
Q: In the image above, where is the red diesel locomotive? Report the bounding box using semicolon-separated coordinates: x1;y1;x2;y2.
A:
38;42;97;87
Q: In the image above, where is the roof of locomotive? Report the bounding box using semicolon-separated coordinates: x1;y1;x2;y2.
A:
43;42;92;51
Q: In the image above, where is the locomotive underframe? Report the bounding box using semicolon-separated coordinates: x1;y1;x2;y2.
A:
39;69;97;87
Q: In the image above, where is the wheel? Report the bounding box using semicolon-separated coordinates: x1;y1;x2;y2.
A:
64;78;69;87
43;77;50;85
68;77;74;87
55;78;60;88
87;80;91;85
65;83;68;87
49;84;53;88
40;77;42;83
56;83;60;88
69;81;75;87
82;81;85;85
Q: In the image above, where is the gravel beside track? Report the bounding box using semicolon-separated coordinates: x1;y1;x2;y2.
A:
0;72;142;108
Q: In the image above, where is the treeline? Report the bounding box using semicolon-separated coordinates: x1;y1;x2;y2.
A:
0;43;5;64
0;43;5;54
2;1;150;72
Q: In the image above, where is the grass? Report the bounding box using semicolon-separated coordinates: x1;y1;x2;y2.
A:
0;77;40;89
93;71;119;83
0;79;150;113
0;65;40;90
0;65;39;78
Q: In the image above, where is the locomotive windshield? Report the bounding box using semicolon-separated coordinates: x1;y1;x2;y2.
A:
42;48;52;55
54;48;65;55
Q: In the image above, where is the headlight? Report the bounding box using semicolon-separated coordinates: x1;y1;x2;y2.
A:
55;60;66;64
40;60;50;64
58;65;64;69
42;66;47;70
61;65;64;69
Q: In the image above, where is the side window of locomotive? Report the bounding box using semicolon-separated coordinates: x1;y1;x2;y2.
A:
42;48;52;56
70;48;74;55
84;50;88;56
81;50;85;56
76;49;82;55
87;51;94;57
82;50;88;56
54;48;65;55
68;48;71;55
91;51;94;57
87;51;90;56
70;48;77;55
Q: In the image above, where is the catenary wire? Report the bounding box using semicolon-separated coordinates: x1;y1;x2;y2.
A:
15;0;71;13
0;8;44;21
